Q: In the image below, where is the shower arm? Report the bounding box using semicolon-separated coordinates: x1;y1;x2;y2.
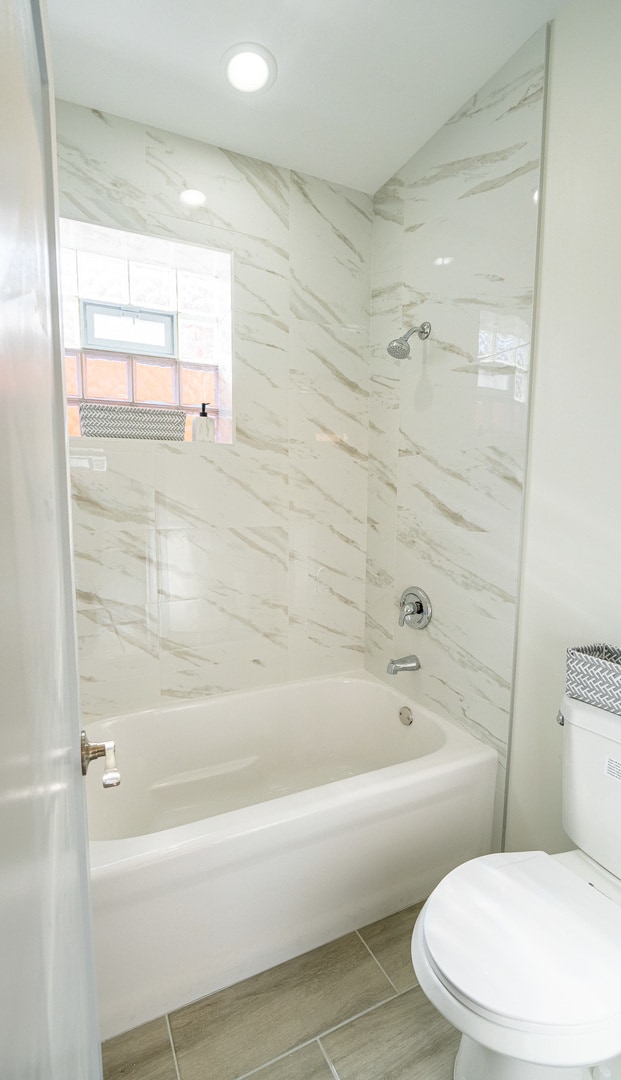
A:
403;323;431;341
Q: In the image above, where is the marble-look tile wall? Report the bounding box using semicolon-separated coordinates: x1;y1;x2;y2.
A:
366;30;546;825
56;101;372;717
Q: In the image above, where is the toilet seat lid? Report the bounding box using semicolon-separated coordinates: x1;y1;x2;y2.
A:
420;851;621;1030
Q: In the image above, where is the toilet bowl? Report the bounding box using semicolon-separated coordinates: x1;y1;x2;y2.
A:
412;849;621;1079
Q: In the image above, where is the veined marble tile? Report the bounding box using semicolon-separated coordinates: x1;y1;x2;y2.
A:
157;592;287;650
55;101;147;210
289;319;369;437
77;607;160;720
147;212;290;448
364;357;399;681
59;99;377;712
156;525;287;603
154;443;288;530
288;515;366;680
160;640;289;702
366;32;545;775
373;175;405;229
448;29;545;128
288;319;369;529
145;212;288;279
371;180;404;321
392;547;514;753
402;171;540;312
69;443;156;528
396;446;523;560
365;585;395;681
157;597;287;701
395;508;518;627
234;267;289;353
57;191;150;233
288;438;368;530
145;127;289;244
413;646;511;764
289;171;372;274
371;274;404;324
395;318;530;456
72;520;157;611
234;341;289;448
402;32;545;200
290;246;370;330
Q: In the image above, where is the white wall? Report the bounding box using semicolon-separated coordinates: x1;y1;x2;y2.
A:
505;0;621;852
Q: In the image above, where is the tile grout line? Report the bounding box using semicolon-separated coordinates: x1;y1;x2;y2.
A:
230;987;410;1080
165;1013;182;1080
354;929;399;994
231;1038;321;1080
318;1037;344;1080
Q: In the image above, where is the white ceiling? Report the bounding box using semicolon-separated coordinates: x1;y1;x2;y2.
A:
46;0;572;195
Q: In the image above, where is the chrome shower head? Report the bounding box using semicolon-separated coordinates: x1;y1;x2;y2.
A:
387;322;431;358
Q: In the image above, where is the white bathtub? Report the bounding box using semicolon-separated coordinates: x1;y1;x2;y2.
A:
85;672;497;1039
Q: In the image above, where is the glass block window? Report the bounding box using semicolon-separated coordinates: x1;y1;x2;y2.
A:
83;351;131;400
59;219;233;443
66;349;219;420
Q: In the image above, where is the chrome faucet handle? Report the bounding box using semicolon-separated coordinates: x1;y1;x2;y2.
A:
398;587;432;629
398;601;416;626
81;731;121;788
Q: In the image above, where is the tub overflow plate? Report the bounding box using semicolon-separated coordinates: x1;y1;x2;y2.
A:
399;706;413;726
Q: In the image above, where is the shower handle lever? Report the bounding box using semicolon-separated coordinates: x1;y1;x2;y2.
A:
399;601;423;626
81;731;121;787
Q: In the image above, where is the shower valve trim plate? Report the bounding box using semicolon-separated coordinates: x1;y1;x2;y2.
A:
399;586;432;629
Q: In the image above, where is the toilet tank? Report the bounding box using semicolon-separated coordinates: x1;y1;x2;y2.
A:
562;694;621;879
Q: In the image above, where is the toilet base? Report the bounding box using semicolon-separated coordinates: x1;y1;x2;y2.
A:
454;1035;613;1080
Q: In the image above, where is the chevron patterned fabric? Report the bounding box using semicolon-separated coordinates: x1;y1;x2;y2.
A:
566;644;621;716
79;403;186;440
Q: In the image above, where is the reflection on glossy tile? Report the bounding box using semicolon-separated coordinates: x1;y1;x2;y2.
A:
358;903;423;992
101;1018;177;1080
169;934;394;1080
145;128;289;244
321;986;460;1080
248;1042;334;1080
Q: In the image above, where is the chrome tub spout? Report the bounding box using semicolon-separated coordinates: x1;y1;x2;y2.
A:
386;655;421;675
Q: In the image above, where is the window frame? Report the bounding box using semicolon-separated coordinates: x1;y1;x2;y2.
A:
81;299;177;358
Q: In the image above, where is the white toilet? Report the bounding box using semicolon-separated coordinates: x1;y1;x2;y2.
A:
412;695;621;1080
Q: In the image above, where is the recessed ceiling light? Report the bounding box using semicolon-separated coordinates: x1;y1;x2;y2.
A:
179;189;207;208
222;43;277;93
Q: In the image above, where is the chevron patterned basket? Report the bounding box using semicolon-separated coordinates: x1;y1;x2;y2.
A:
566;644;621;715
79;403;186;440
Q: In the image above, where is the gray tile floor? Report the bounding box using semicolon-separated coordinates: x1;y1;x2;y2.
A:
101;902;460;1080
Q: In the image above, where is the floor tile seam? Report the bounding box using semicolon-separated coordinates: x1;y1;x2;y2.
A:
318;1038;343;1080
165;1013;182;1080
317;982;412;1042
354;928;399;993
230;1036;323;1080
226;987;410;1080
